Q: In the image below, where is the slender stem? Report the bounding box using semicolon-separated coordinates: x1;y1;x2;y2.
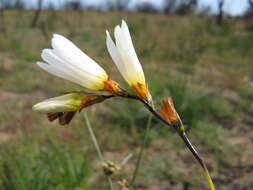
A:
107;177;113;190
83;111;103;162
203;165;216;190
83;111;113;190
101;93;216;190
83;92;215;189
178;132;215;190
131;114;152;186
178;132;205;168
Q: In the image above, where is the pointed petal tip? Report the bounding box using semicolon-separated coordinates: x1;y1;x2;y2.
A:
36;61;44;66
121;19;129;32
36;61;49;67
114;25;121;31
106;30;111;40
41;48;51;55
114;25;122;38
32;104;39;111
53;33;61;38
52;33;59;41
106;30;113;42
121;19;127;25
51;34;66;47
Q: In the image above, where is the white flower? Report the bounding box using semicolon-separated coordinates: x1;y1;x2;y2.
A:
32;93;84;113
106;20;145;86
37;34;108;90
106;20;152;102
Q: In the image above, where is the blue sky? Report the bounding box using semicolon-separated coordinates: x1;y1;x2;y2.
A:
24;0;250;16
198;0;249;16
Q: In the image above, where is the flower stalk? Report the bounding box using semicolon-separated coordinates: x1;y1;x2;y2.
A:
126;95;216;190
93;93;216;190
83;111;113;190
131;114;152;186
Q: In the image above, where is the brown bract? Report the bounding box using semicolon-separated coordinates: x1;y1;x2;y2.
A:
104;77;123;94
132;82;152;103
47;112;76;125
79;94;105;111
158;97;180;125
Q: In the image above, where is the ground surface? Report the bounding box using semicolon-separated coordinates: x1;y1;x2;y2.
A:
0;10;253;190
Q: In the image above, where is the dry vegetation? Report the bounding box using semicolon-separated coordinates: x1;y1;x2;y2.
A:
0;10;253;190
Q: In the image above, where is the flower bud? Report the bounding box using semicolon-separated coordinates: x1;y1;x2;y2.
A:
102;161;120;176
33;92;107;125
33;92;105;113
158;97;184;131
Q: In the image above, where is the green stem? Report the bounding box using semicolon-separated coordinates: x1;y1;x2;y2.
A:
131;114;152;186
107;177;113;190
83;111;113;190
204;166;216;190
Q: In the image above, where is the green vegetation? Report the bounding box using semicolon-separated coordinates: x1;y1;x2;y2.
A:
0;134;91;190
0;11;253;189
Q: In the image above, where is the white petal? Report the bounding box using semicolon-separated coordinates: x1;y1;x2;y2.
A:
113;20;145;85
106;30;126;78
38;34;108;90
32;94;82;113
121;20;133;47
120;20;145;83
40;49;100;88
113;25;134;84
51;34;106;78
33;102;76;113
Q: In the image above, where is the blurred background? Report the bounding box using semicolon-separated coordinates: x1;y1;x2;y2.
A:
0;0;253;189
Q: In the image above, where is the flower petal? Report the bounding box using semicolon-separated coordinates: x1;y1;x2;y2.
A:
32;93;83;113
51;34;106;78
40;49;101;89
38;34;108;90
107;20;152;103
106;30;126;79
113;21;145;85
